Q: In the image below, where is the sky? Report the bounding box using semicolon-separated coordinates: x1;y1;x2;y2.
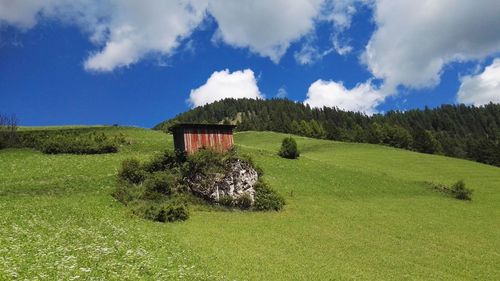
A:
1;0;500;128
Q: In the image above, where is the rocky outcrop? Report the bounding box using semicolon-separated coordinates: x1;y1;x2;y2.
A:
187;159;258;203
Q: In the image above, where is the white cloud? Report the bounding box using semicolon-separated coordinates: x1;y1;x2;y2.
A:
457;59;500;106
0;0;52;29
294;33;352;65
294;34;332;65
363;0;500;93
332;34;353;55
209;0;323;63
304;79;384;114
84;1;208;71
293;0;362;64
319;0;361;30
0;0;368;69
5;0;499;103
276;86;288;98
188;69;263;107
0;0;208;72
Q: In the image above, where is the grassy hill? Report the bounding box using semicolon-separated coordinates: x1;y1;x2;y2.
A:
1;127;499;280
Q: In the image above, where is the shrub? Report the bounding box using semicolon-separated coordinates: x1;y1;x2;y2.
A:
93;132;108;143
118;158;146;184
116;147;284;222
15;128;122;154
112;185;134;205
139;202;190;222
427;180;473;201
142;171;178;199
143;150;181;173
234;193;253;210
159;203;189;222
217;195;234;207
279;137;299;159
183;148;226;177
113;133;128;145
253;181;285;211
112;183;143;205
37;135;118;154
451;180;473;200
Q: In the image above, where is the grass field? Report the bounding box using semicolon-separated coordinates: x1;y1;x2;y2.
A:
1;127;499;280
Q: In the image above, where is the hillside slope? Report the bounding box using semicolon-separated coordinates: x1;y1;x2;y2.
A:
1;127;499;280
154;98;500;167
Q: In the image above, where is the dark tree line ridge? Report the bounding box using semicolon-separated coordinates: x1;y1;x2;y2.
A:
153;98;499;167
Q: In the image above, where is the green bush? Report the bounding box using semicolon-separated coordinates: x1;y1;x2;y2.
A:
142;171;178;199
37;135;118;154
112;183;143;205
118;158;146;184
139;202;190;223
116;147;284;222
160;203;189;222
234;193;253;210
427;180;473;201
15;128;122;154
279;137;299;159
451;180;473;200
253;181;285;211
112;185;134;205
143;150;181;173
217;195;234;207
183;148;226;177
113;133;128;145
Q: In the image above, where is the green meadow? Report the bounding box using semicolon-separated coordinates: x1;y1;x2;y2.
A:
1;127;499;280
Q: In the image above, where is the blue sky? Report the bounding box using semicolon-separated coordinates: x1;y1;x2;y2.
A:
1;1;499;127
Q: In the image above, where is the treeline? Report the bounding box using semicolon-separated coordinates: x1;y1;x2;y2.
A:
154;98;500;167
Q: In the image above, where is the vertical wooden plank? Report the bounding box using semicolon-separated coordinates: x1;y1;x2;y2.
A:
202;128;209;148
209;129;214;147
199;128;203;149
200;128;205;148
191;129;194;152
197;129;201;151
196;129;200;152
184;129;190;154
217;131;221;151
190;129;195;154
183;129;187;153
219;131;223;150
184;130;191;152
222;131;228;151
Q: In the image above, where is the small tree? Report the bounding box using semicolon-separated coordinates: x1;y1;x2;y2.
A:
451;180;473;201
279;136;299;159
0;113;18;149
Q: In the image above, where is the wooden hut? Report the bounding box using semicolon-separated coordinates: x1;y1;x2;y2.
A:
169;123;236;155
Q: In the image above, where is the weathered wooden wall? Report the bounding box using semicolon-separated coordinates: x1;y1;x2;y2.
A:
181;128;234;155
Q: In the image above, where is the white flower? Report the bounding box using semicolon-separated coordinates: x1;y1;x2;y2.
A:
80;267;91;273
